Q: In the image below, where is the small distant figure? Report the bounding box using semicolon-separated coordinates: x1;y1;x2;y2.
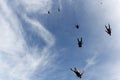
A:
75;24;79;29
105;24;111;36
77;37;82;48
70;67;84;78
48;11;50;14
58;8;60;12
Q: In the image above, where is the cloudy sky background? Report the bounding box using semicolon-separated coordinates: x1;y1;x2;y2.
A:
0;0;120;80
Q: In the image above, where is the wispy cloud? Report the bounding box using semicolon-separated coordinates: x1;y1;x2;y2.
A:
23;14;55;48
0;0;56;80
84;52;98;71
13;0;53;14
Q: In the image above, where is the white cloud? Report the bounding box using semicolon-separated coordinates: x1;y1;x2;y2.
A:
84;52;98;72
0;0;56;80
14;0;53;14
0;0;26;55
23;14;55;47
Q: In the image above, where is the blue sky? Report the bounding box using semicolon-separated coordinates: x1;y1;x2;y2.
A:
0;0;120;80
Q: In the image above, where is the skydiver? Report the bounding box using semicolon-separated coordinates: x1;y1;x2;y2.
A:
77;37;82;48
58;8;60;12
70;67;84;78
48;11;50;14
105;24;111;36
75;24;79;29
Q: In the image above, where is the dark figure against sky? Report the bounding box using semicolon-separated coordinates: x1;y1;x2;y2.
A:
75;24;79;29
77;37;82;48
70;67;84;78
48;11;50;14
105;24;111;36
58;8;60;12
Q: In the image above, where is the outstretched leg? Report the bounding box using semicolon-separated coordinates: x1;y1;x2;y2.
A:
77;38;79;42
105;25;108;30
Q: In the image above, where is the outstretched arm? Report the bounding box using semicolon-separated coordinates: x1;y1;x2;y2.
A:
70;68;74;72
108;24;110;29
77;38;79;42
71;68;76;73
81;37;82;43
105;25;108;30
74;67;77;71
